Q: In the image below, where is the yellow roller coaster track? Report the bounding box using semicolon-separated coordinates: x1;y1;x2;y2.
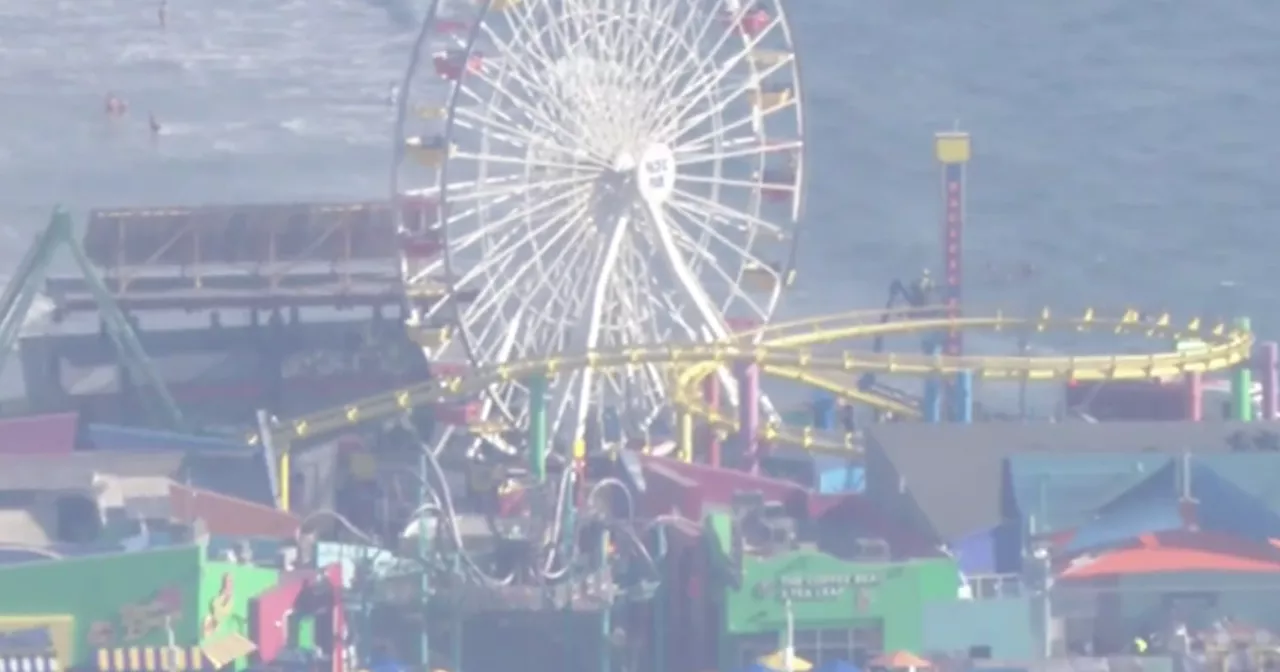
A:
249;307;1252;452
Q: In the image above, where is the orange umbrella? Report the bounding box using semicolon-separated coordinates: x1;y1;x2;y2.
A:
870;651;932;669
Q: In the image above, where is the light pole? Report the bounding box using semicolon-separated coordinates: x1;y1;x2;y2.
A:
1032;544;1054;658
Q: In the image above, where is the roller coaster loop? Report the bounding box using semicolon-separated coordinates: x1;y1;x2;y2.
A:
250;307;1251;452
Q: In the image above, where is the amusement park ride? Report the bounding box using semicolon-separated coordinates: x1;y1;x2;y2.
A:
0;0;1270;670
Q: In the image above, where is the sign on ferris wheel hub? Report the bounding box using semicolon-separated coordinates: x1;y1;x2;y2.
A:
636;144;675;205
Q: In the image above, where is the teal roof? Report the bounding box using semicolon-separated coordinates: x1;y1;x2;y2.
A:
1193;453;1280;511
1007;454;1172;533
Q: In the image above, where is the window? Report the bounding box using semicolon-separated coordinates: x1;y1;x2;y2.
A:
733;624;884;670
55;495;102;543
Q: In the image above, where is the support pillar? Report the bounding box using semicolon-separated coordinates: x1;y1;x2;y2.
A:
735;362;760;472
677;412;694;463
923;378;942;423
653;525;668;672
952;370;973;423
418;447;431;672
1232;317;1254;422
701;374;721;467
1255;341;1279;420
812;390;835;430
1185;372;1204;422
599;530;613;672
923;342;942;422
528;374;548;483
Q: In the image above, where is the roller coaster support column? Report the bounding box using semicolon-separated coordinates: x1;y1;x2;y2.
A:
936;130;971;360
417;456;431;672
922;342;943;423
1255;341;1279;419
677;411;694;463
529;374;549;483
451;555;463;672
1185;373;1204;422
735;362;761;472
1232;317;1254;421
951;370;974;424
653;525;668;672
701;375;721;467
812;390;835;430
600;530;613;672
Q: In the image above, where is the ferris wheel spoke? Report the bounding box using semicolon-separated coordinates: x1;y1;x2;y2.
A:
402;175;582;283
664;203;772;317
675;138;803;165
645;8;765;135
466;198;597;352
656;42;791;141
667;185;787;238
459;207;594;332
643;1;746;115
464;53;599;156
674;90;797;152
456;105;602;167
452;185;594;295
677;174;774;191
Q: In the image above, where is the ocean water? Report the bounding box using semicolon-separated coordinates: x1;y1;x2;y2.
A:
1;0;1278;343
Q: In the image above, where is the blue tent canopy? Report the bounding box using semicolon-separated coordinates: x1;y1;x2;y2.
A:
1064;458;1280;554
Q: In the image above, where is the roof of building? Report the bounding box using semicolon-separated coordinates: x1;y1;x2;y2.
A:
0;446;273;507
866;421;1280;541
1062;458;1280;554
168;483;298;539
1060;530;1280;579
0;413;80;456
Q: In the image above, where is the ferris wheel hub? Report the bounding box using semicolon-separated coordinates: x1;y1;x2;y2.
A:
636;143;675;205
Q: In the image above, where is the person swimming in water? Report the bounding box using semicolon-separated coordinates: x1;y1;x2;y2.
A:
105;93;127;118
149;113;161;142
158;0;167;29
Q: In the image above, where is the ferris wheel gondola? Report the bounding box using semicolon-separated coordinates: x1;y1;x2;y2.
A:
392;0;807;455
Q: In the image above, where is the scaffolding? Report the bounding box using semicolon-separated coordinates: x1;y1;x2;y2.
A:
0;207;183;428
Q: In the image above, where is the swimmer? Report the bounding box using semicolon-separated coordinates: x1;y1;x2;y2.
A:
387;81;400;107
149;113;161;141
158;0;167;29
104;93;127;118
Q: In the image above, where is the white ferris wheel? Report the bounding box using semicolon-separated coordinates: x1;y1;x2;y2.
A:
392;0;806;451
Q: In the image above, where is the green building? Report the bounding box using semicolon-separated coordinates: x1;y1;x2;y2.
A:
0;544;342;672
704;512;963;670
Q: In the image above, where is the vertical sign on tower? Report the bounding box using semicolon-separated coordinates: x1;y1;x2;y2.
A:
935;131;971;358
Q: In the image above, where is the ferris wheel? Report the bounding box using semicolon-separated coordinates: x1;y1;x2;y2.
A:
393;0;806;450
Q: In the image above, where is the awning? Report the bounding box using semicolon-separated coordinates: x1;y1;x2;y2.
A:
96;646;217;671
0;655;58;672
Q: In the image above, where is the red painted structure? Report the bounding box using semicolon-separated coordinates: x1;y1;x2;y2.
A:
251;564;345;672
941;161;964;357
0;412;80;455
168;483;300;538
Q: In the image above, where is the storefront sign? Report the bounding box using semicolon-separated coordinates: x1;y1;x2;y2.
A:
0;626;53;653
0;616;74;669
756;573;881;601
88;586;184;646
